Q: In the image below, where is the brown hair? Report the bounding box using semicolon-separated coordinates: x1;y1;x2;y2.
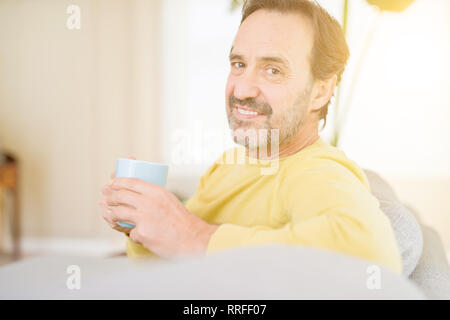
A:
241;0;350;129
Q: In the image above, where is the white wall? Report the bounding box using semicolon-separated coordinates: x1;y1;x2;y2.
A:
336;0;450;250
0;0;163;246
338;0;450;179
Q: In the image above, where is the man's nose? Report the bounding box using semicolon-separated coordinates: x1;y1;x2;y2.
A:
233;71;260;101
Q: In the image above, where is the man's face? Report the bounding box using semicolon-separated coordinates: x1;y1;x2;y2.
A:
226;9;315;150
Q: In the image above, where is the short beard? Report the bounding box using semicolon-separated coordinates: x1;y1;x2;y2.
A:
228;88;310;153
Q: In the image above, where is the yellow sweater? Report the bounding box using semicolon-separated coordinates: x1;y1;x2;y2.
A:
126;137;402;274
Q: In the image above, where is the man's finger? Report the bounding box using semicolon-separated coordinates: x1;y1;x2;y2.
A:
128;228;141;244
109;205;140;226
111;177;160;195
102;184;113;196
105;188;143;208
100;202;131;234
100;203;115;225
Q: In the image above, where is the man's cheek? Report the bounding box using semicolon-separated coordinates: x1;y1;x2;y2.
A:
225;103;231;118
225;80;235;107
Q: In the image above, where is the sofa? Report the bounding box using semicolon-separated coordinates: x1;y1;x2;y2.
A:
364;169;450;299
0;170;449;299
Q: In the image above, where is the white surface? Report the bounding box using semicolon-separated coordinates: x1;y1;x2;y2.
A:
0;245;426;300
19;237;125;258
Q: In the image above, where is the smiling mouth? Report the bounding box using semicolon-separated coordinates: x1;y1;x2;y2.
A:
233;104;265;117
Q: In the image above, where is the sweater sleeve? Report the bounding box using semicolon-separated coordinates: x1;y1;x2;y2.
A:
206;162;403;275
125;234;156;259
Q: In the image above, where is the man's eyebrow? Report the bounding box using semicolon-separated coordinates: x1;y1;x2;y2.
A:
229;51;290;68
229;53;244;61
259;56;290;68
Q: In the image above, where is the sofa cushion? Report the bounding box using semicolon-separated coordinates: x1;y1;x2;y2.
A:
409;222;450;299
364;169;423;277
0;246;425;299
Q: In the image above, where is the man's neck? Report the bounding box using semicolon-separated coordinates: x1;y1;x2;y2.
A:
276;130;319;159
246;121;320;160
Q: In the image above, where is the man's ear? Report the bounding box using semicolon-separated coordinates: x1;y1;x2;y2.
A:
310;74;338;112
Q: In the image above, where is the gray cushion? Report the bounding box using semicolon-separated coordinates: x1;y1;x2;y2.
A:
364;169;423;277
409;221;450;299
364;169;450;299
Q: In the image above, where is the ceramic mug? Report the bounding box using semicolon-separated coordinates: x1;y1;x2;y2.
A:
114;158;169;228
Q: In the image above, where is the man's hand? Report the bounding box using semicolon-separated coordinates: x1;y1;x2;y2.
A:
100;176;219;259
99;197;134;235
99;157;137;235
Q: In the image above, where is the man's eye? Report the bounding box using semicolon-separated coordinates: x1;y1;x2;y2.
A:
232;62;245;69
266;67;281;76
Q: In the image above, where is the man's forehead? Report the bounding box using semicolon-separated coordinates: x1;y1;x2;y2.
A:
229;46;291;67
232;31;298;57
231;10;313;64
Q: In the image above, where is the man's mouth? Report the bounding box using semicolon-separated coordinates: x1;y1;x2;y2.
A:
232;104;265;120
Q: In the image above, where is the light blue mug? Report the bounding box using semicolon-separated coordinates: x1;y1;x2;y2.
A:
114;158;169;229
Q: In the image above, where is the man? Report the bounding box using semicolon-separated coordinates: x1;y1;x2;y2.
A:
100;0;402;274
